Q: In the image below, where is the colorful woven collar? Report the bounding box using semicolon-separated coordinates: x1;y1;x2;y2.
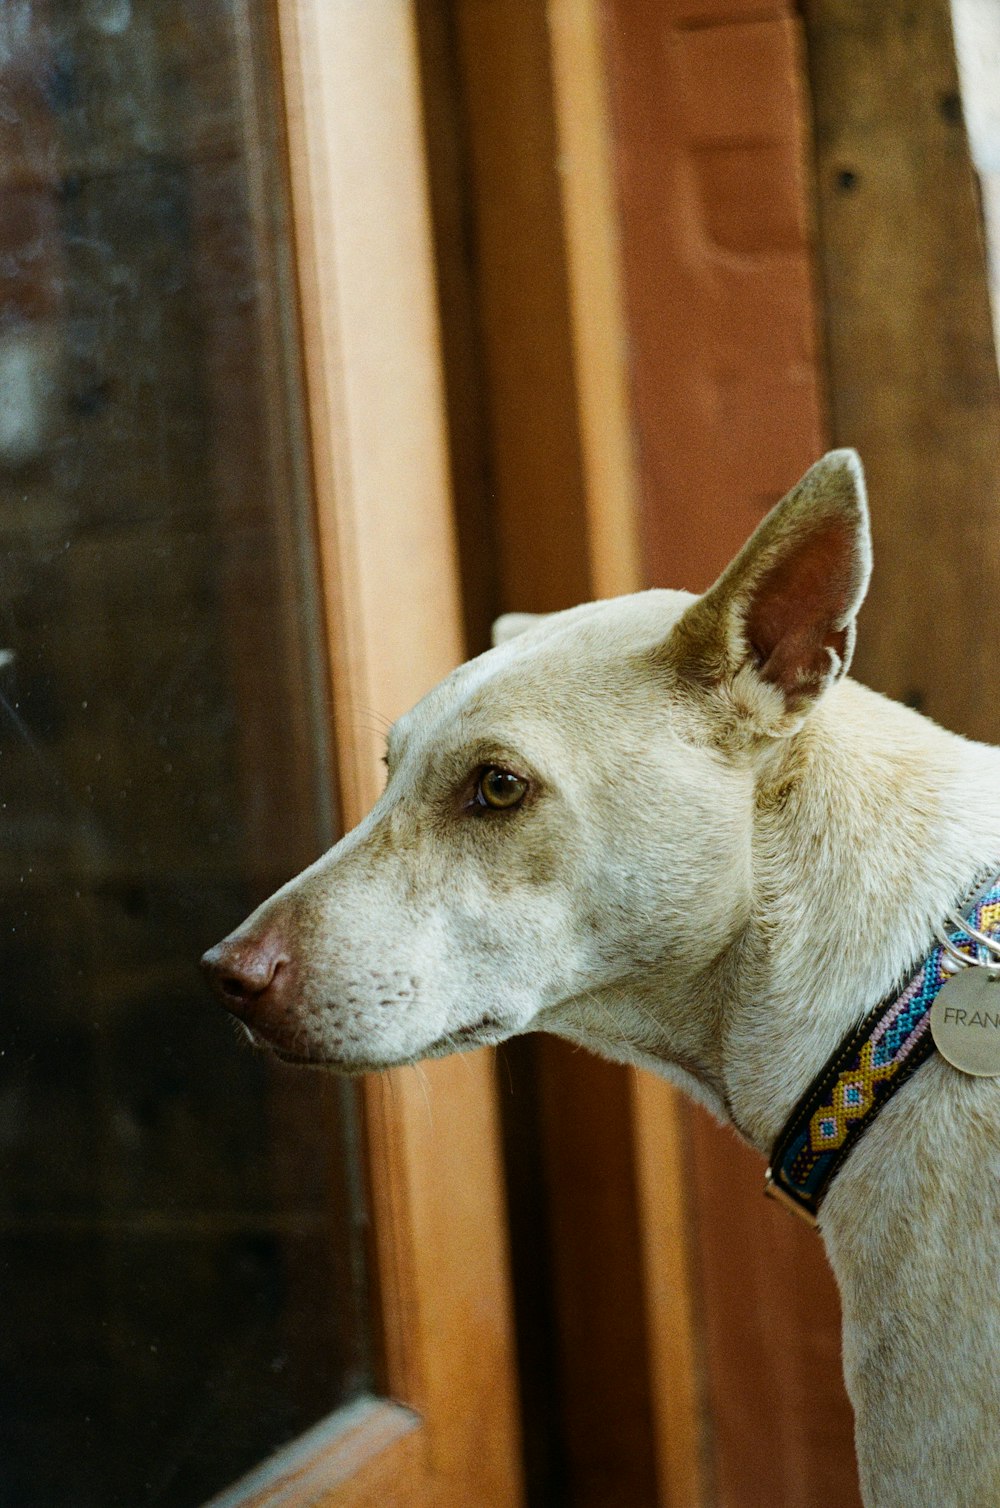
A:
765;868;1000;1225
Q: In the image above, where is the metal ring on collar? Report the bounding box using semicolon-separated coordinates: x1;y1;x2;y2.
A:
944;908;1000;960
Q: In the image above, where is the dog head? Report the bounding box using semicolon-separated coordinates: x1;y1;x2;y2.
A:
202;451;870;1083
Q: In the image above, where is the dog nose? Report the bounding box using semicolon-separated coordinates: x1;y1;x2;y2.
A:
201;933;289;1018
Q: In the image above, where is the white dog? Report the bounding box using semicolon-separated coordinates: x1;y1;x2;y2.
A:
203;451;1000;1507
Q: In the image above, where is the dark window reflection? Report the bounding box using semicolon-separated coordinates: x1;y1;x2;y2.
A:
0;3;371;1504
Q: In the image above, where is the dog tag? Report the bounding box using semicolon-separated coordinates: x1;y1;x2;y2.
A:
930;967;1000;1076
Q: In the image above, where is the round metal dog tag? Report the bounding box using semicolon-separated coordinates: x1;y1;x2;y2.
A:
930;968;1000;1076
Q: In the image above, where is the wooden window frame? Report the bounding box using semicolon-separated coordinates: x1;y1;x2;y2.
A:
206;3;523;1505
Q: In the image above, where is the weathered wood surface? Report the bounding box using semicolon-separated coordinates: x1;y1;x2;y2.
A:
804;0;1000;743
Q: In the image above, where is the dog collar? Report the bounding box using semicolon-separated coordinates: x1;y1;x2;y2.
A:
765;868;1000;1226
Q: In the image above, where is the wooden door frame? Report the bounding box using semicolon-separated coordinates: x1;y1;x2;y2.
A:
209;3;524;1505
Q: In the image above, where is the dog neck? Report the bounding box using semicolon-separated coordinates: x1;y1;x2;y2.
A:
677;678;1000;1500
544;674;1000;1160
733;680;1000;1503
721;678;1000;1153
549;673;1000;1502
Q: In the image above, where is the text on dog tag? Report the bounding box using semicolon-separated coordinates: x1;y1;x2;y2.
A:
930;967;1000;1076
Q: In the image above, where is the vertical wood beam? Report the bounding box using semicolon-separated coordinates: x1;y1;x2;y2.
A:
548;0;642;599
548;12;708;1498
803;0;1000;742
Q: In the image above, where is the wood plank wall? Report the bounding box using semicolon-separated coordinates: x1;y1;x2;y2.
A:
803;0;1000;742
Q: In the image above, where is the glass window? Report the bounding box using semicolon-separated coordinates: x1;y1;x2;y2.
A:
0;3;371;1504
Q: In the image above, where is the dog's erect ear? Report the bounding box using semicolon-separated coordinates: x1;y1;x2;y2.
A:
671;450;871;734
491;612;550;647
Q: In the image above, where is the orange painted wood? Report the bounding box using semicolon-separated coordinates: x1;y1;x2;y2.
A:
270;2;524;1504
548;0;642;600
628;1076;709;1508
451;0;591;620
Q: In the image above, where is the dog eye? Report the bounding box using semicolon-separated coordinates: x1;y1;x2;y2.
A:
476;767;528;811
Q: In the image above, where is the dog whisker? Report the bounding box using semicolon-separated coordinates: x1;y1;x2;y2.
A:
410;1061;433;1126
497;1044;515;1096
226;1015;259;1051
442;1029;477;1074
346;700;394;734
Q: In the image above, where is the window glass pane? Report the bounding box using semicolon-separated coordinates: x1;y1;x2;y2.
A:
0;3;372;1504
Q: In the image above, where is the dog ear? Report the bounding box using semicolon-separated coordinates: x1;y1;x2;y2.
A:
491;612;550;647
671;450;872;733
